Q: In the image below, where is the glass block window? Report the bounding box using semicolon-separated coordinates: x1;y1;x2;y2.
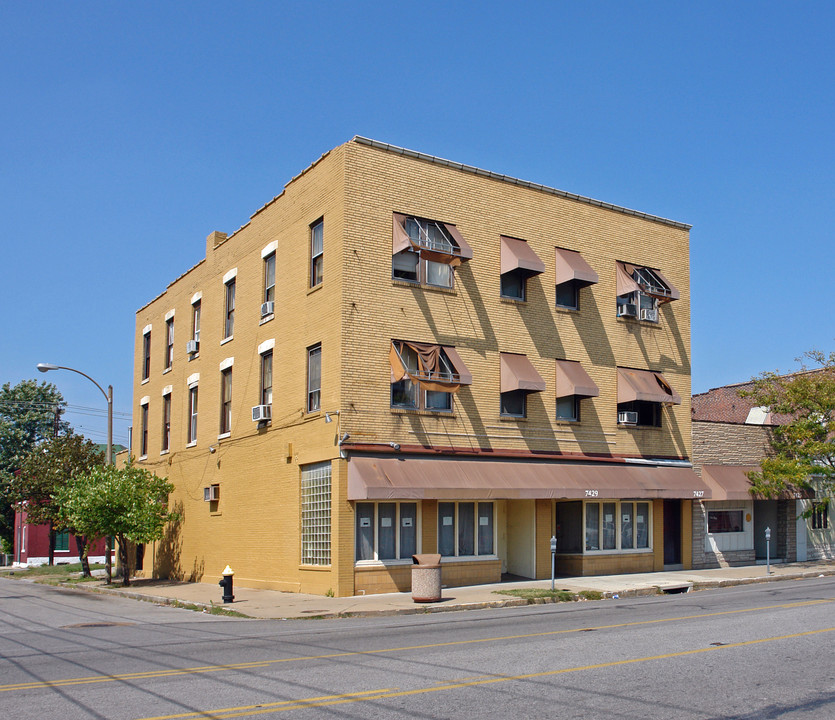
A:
301;461;331;565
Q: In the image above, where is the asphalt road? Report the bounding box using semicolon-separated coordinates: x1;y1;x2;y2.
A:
1;576;833;719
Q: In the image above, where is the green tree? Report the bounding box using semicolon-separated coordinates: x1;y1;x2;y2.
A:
744;350;835;505
0;380;69;548
56;461;178;586
8;433;103;574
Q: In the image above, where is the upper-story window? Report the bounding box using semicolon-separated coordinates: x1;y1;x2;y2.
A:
307;344;321;412
616;262;679;323
139;399;149;457
555;248;599;310
220;366;233;435
392;213;473;289
264;253;276;304
499;353;546;418
164;316;174;371
616;367;680;427
390;340;472;412
187;384;198;445
310;219;323;288
261;350;273;407
142;327;151;381
161;391;171;452
499;236;545;301
190;298;201;355
224;278;236;339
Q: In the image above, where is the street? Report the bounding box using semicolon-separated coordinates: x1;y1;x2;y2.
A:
1;576;833;719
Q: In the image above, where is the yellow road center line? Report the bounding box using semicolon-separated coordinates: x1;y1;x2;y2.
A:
2;597;832;693
134;627;835;720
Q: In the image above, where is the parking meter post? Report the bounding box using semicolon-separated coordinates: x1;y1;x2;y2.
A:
550;536;557;591
765;527;771;575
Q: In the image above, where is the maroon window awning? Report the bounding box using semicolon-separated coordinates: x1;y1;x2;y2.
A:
555;248;598;287
392;213;473;265
618;367;681;405
500;353;546;393
500;236;545;277
555;360;599;399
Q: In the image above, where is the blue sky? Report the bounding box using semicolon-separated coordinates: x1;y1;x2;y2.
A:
2;2;833;446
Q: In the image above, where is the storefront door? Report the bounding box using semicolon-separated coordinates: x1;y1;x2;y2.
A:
663;499;682;566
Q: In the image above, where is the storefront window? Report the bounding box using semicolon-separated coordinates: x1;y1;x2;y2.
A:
577;500;652;553
438;501;495;557
707;509;744;534
355;501;417;561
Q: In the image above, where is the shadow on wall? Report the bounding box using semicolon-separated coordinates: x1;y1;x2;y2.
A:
155;501;196;580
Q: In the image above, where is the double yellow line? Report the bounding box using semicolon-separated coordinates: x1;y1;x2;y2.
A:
140;625;835;719
1;598;831;698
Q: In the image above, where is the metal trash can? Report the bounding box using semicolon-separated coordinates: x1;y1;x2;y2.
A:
411;553;442;603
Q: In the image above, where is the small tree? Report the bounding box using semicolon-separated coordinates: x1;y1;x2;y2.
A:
57;461;178;586
0;380;69;548
743;350;835;505
8;433;103;573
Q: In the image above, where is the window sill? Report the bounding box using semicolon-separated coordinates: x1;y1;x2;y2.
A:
162;367;172;375
217;432;231;440
555;304;579;312
307;283;323;296
391;408;454;417
618;424;662;430
141;378;149;385
188;353;199;361
555;418;579;424
298;564;332;571
499;415;527;421
186;441;197;448
220;336;233;346
138;455;148;461
259;314;274;325
439;555;499;563
580;548;653;555
392;279;456;295
355;559;413;568
159;450;169;456
500;296;526;305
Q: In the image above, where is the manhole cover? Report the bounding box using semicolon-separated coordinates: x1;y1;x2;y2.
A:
61;622;134;628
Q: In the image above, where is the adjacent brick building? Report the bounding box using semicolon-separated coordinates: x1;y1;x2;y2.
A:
691;382;832;567
132;137;707;596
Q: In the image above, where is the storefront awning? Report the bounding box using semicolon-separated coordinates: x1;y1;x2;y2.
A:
348;456;710;501
500;353;546;393
700;465;814;501
618;367;681;405
500;236;545;277
555;248;598;287
555;359;599;399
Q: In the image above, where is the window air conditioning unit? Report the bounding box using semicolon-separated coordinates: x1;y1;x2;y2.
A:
186;339;199;354
252;404;272;422
640;308;658;323
618;411;639;425
203;485;219;502
261;301;275;317
617;303;637;318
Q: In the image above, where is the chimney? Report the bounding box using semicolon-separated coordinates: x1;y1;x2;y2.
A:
207;231;228;255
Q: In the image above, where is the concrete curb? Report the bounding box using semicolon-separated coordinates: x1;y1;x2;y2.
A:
50;566;835;620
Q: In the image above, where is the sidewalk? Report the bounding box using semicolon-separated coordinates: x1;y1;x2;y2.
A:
59;560;835;620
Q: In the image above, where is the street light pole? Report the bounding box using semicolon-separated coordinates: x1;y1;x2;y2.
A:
37;363;113;583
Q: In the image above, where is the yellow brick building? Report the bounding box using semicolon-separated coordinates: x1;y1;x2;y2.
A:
132;137;707;596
